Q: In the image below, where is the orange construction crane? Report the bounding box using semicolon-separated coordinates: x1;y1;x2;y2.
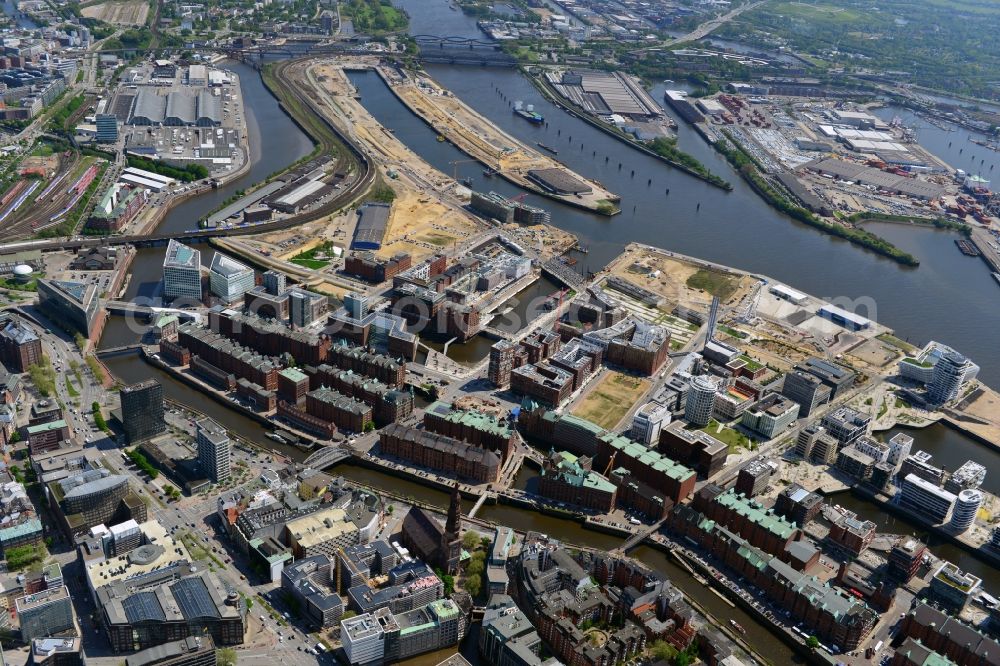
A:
603;452;617;477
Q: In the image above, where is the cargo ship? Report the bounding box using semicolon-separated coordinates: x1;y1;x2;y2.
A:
536;142;558;154
514;101;544;124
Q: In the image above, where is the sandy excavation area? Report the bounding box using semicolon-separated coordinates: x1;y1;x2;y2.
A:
81;0;149;25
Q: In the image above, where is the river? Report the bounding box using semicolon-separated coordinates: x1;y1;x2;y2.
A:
1;0;38;29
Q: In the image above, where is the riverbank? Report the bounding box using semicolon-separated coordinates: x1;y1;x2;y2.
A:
847;212;973;236
712;133;920;266
139;345;324;450
345;465;780;665
527;69;733;191
852;484;1000;569
374;64;622;215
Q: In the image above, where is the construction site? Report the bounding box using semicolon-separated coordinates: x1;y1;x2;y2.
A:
377;65;621;215
213;57;578;302
80;0;149;25
603;243;901;379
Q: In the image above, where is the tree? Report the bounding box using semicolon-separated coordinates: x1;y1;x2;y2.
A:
466;559;484;578
673;642;699;666
806;635;820;649
480;537;492;552
217;648;237;666
465;574;481;598
462;531;480;551
435;568;455;595
650;640;678;661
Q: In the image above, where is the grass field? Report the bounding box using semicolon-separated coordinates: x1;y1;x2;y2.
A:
686;269;739;301
572;371;650;430
699;419;751;453
290;242;333;269
290;257;329;269
771;1;863;23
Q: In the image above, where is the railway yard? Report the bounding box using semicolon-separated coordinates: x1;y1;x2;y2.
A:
0;150;107;239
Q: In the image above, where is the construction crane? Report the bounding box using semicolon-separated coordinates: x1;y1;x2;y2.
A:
548;288;569;331
449;159;477;181
603;452;617;477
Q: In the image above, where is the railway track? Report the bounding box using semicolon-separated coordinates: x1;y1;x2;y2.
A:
2;151;84;239
0;56;377;251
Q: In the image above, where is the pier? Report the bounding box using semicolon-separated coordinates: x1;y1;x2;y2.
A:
970;228;1000;274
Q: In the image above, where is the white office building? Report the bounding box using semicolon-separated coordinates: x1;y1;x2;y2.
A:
209;253;255;304
928;351;978;405
887;433;913;467
162;239;202;300
854;436;890;464
684;375;717;427
950;489;982;533
196;417;231;483
946;460;987;494
342;613;385;664
631;401;671;445
898;473;956;524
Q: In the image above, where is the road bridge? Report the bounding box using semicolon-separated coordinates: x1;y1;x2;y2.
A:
302;445;351;470
479;326;515;342
104;301;201;322
541;258;585;289
95;343;143;356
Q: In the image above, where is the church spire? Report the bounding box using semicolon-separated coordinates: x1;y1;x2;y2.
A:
445;482;462;537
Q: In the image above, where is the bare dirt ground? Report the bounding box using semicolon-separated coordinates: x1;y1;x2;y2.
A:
376;188;478;260
949;385;1000;448
310;62;486;263
81;0;149;25
606;244;751;310
383;67;619;213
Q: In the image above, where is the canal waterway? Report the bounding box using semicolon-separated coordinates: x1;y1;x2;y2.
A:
1;0;38;28
120;59;314;304
329;463;804;663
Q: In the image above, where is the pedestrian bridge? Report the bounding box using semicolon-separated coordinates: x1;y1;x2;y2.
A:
618;517;669;553
104;301;202;323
